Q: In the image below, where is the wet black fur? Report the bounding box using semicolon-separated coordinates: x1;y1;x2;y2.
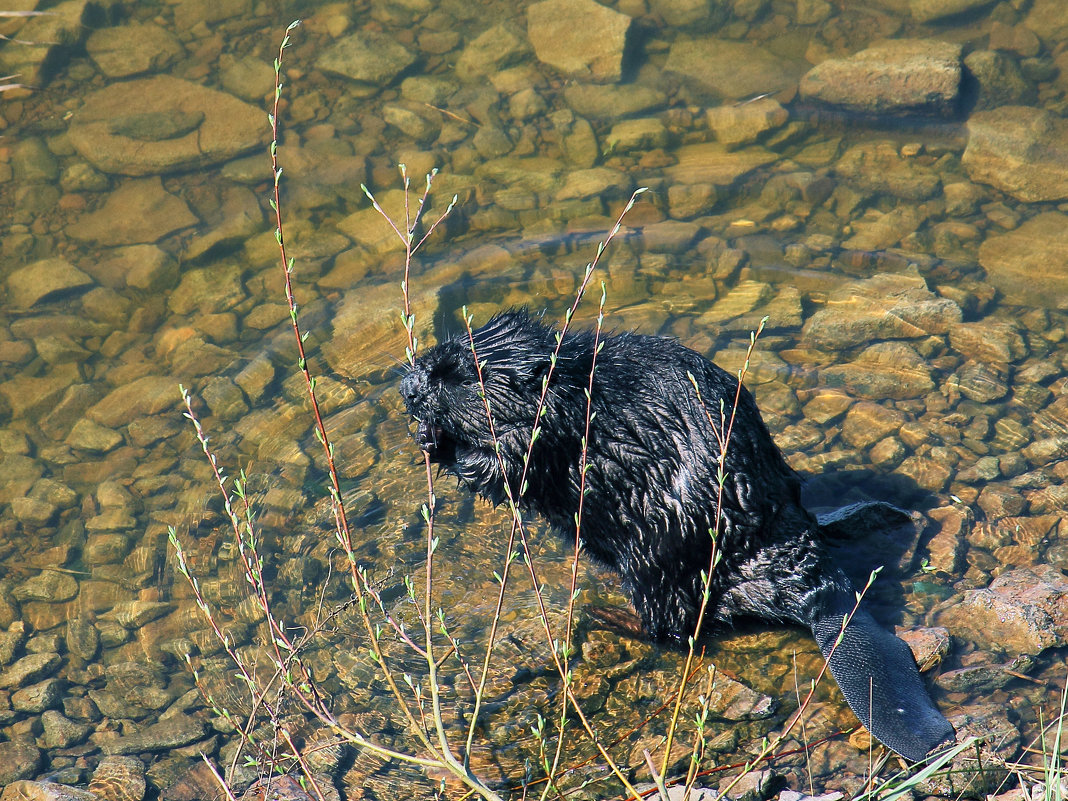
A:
400;309;955;761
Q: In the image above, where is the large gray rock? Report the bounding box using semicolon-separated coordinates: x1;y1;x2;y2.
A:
665;38;798;101
963;106;1068;202
800;39;961;116
527;0;632;82
978;212;1068;309
68;76;268;175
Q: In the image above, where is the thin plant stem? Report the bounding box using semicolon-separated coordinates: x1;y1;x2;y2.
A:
660;317;767;775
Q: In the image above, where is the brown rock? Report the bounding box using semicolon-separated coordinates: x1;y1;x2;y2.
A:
938;564;1068;655
68;76;268;176
840;402;906;449
6;258;94;309
800;39;962;116
665;39;799;101
802;269;960;349
527;0;632;82
821;343;935;400
664;142;776;187
68;177;198;245
963;107;1068;202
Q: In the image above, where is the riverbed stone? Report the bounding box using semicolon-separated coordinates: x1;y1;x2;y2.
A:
13;572;78;603
707;97;788;148
317;31;416;91
0;652;61;689
0;0;94;88
527;0;632;82
7;258;93;309
12;677;64;713
821;342;935;400
841;402;906;449
964;50;1035;110
963;107;1068;202
90;755;146;801
664;142;777;187
563;83;666;119
800;39;962;116
802;270;961;349
87;376;181;428
910;0;994;22
68;76;268;176
455;22;529;81
86;22;184;78
102;714;208;755
666;39;798;101
67;177;198;245
938;564;1068;655
836;140;941;199
978;213;1068;308
41;710;91;749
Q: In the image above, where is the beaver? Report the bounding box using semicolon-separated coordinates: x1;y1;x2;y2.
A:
399;309;955;762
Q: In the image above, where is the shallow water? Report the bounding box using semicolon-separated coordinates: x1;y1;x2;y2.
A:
1;0;1067;797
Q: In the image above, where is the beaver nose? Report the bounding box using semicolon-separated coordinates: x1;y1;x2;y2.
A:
400;369;426;409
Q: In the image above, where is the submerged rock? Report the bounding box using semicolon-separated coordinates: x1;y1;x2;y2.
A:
86;22;184;78
527;0;632;82
67;177;198;245
316;31;416;91
6;258;94;309
938;564;1068;655
978;212;1068;308
800;39;962;116
963;107;1068;202
802;270;961;349
68;76;268;176
665;39;798;101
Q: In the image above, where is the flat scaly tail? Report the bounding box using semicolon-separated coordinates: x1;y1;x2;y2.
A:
809;595;956;762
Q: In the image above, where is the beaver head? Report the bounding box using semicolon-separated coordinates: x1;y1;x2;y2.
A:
400;310;577;504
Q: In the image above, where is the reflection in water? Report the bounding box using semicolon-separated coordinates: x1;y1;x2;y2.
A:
0;0;1067;797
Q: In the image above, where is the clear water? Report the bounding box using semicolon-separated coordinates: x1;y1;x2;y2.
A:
0;0;1066;797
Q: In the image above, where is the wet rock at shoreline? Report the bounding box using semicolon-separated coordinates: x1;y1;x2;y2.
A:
978;212;1068;308
800;39;962;116
527;0;632;82
68;76;268;176
963;107;1068;202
